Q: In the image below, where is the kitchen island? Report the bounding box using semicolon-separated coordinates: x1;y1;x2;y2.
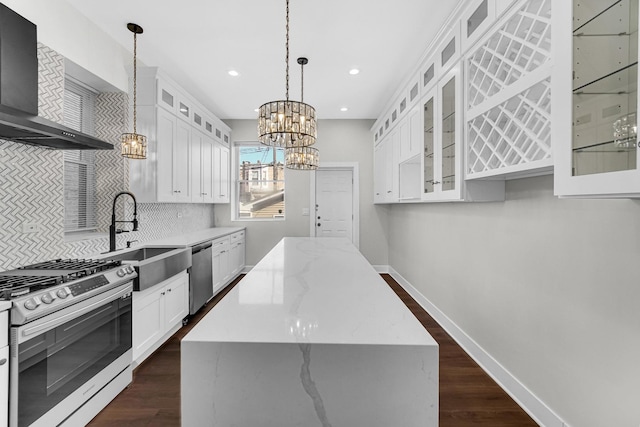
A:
181;237;438;427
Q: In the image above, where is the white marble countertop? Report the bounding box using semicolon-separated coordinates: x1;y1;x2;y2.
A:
0;300;11;311
184;237;436;346
144;227;244;247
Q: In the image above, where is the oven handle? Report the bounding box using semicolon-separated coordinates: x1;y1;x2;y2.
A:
19;283;133;340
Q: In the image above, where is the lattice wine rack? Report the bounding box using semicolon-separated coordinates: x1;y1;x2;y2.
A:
465;0;553;178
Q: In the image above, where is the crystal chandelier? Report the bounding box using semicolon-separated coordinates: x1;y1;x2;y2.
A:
286;57;319;170
121;23;147;159
257;0;317;150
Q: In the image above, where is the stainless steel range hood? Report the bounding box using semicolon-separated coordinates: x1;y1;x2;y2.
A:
0;3;113;150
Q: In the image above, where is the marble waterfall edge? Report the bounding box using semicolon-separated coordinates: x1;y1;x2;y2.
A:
181;237;439;426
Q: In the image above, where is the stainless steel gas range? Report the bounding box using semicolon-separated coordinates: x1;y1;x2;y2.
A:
0;258;136;427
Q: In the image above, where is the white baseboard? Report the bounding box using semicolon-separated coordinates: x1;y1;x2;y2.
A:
387;267;566;427
372;265;389;273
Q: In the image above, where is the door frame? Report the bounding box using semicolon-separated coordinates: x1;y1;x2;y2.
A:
309;162;360;249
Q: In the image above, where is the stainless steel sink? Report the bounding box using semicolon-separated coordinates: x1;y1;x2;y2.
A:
105;246;192;291
108;247;179;262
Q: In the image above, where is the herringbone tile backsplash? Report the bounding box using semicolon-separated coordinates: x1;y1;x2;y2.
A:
0;44;214;271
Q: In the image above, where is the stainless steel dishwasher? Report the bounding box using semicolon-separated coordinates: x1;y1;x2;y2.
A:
189;242;213;315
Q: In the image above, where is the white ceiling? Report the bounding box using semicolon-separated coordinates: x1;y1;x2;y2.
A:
64;0;463;120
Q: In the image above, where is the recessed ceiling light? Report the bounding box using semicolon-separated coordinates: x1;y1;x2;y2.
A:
340;107;349;112
228;70;239;77
349;68;360;75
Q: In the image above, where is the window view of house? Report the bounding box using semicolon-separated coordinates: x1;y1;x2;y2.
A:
237;145;285;219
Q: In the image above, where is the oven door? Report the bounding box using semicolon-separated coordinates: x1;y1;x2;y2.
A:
10;282;132;427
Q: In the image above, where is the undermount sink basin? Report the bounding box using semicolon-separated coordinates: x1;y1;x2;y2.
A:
105;246;192;291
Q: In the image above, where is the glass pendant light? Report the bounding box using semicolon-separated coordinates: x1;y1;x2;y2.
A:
121;23;147;159
257;0;317;149
286;57;319;170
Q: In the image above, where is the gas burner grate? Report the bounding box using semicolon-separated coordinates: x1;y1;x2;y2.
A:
0;275;62;299
18;258;122;281
21;258;121;270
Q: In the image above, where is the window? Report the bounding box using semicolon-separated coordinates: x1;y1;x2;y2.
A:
63;78;98;235
234;142;285;220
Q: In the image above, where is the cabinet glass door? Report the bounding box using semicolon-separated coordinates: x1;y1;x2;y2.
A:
424;96;435;193
572;0;638;176
441;76;456;191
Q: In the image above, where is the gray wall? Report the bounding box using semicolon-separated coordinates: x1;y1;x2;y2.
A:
388;175;640;427
216;119;389;266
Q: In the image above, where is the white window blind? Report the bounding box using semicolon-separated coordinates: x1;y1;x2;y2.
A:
63;78;97;233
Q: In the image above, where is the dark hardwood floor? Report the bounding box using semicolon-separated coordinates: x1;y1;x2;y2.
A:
88;274;537;426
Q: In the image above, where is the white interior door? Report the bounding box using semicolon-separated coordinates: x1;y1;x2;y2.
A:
314;169;353;240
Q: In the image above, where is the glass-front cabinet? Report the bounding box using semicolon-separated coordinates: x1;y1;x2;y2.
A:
423;92;436;195
554;0;640;197
422;68;463;201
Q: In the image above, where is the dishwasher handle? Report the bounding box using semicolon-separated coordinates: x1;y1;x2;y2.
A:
192;242;213;254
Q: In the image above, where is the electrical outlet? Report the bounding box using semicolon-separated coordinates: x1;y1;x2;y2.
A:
22;222;39;233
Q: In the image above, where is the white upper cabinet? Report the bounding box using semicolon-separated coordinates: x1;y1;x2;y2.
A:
553;0;640;197
423;68;468;201
461;0;496;51
373;132;399;204
438;21;461;74
191;130;214;204
130;67;231;203
213;143;230;204
132;106;191;203
465;0;553;180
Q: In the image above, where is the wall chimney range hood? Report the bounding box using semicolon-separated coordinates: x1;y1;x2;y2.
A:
0;3;112;150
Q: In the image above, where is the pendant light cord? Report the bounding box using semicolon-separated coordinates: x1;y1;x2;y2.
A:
301;61;304;103
285;0;290;102
133;31;138;135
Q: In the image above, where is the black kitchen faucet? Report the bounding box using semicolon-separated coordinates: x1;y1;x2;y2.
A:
109;191;139;252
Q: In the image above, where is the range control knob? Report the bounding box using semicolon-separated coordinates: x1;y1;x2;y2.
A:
57;289;69;299
117;268;126;278
126;266;135;274
41;293;54;304
24;299;38;310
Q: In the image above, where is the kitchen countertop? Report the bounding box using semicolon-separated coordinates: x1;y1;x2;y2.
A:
185;237;433;345
144;227;244;247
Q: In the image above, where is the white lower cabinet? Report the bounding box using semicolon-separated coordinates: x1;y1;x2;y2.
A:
211;231;245;296
211;237;230;295
133;271;189;366
229;231;245;277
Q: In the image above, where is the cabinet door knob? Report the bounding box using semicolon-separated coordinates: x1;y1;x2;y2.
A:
0;358;6;365
161;291;166;296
